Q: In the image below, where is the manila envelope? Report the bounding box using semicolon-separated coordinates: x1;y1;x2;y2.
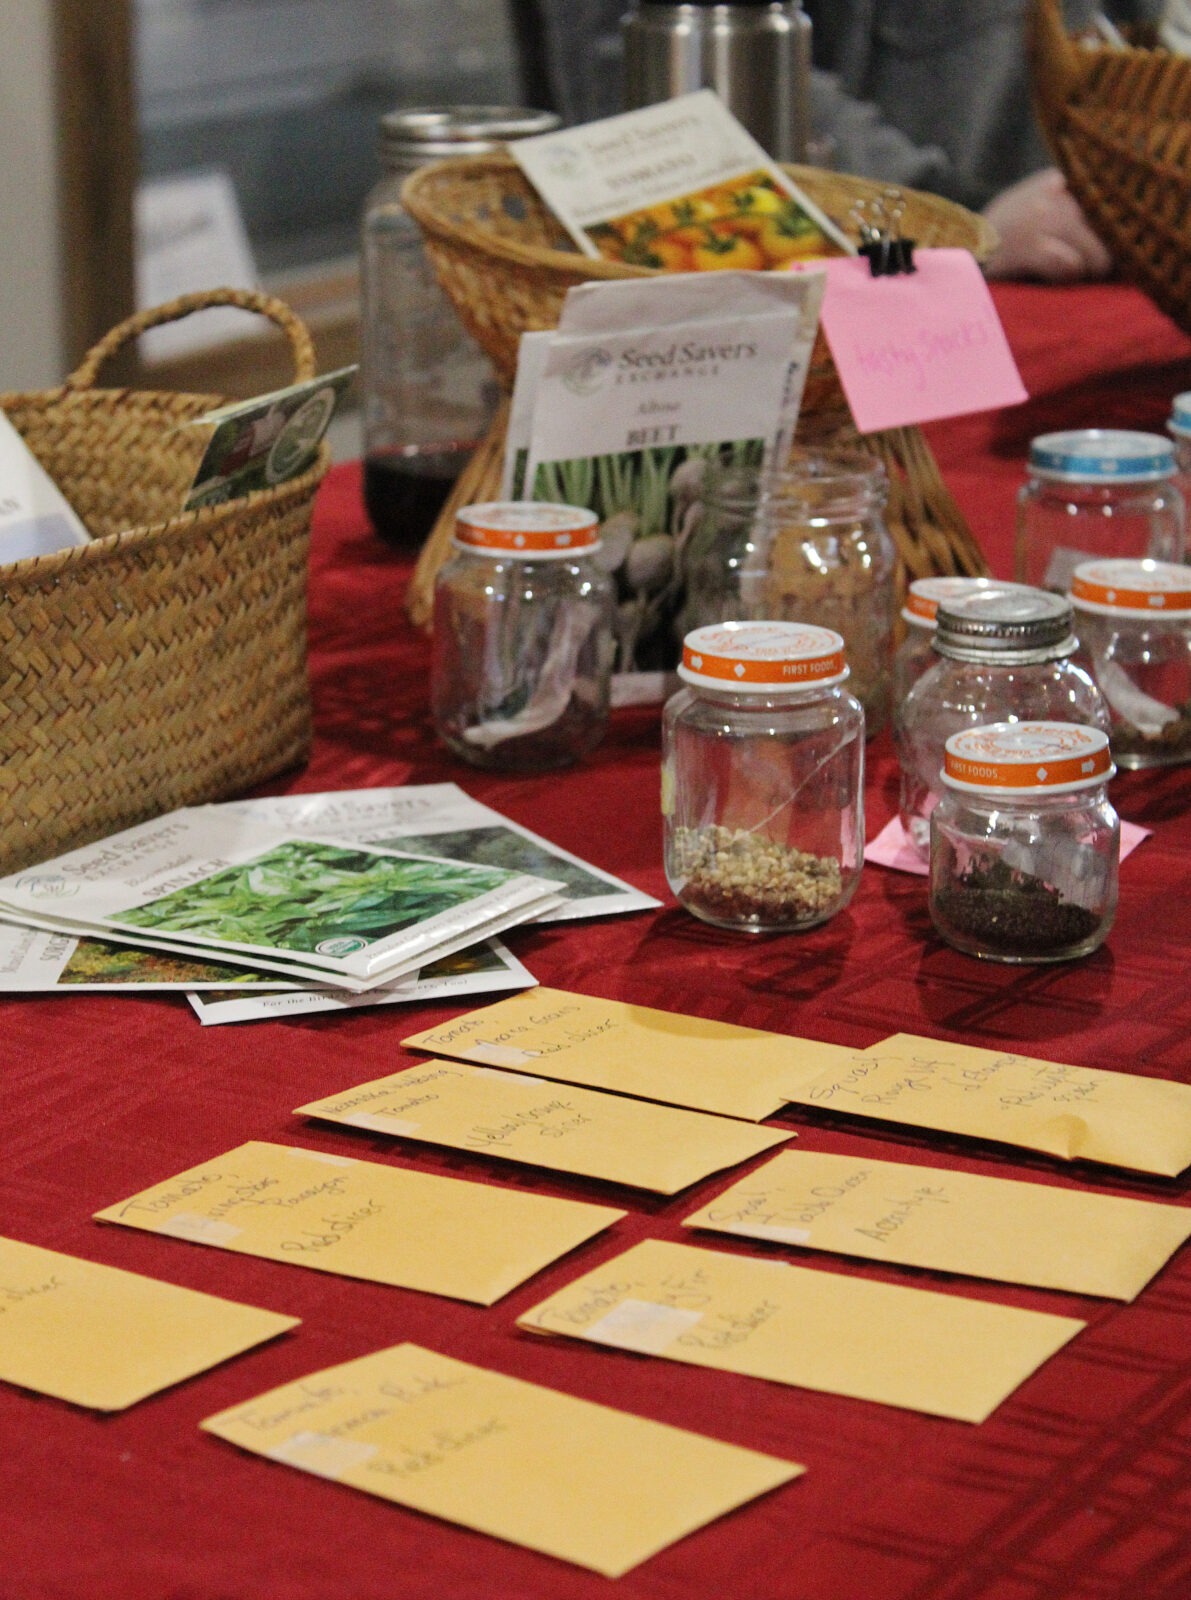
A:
0;1234;297;1410
296;1059;791;1193
402;988;852;1121
518;1238;1085;1424
201;1341;802;1578
94;1141;622;1305
787;1033;1191;1177
683;1149;1191;1300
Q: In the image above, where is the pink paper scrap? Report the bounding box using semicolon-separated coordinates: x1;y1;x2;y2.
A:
791;248;1028;433
865;816;1152;876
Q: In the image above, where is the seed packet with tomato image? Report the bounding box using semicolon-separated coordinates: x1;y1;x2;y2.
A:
510;90;852;272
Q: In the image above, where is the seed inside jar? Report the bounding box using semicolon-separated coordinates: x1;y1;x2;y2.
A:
672;824;842;924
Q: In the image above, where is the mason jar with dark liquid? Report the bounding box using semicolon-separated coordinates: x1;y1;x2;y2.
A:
360;107;558;549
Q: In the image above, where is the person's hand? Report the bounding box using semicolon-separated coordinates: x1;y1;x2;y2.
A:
982;167;1113;282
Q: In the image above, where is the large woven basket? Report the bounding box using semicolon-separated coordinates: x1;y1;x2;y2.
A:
0;288;329;875
400;154;997;626
1029;0;1191;333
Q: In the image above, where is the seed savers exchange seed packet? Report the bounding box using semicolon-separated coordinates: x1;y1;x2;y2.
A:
187;939;533;1026
222;783;659;922
508;89;851;268
0;807;563;992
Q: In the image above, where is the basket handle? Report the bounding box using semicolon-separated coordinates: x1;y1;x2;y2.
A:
63;287;318;390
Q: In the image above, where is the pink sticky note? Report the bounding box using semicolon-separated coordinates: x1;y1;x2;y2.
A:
793;249;1027;433
865;816;1152;875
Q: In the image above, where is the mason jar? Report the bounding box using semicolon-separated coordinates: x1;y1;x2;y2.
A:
1167;391;1191;509
432;502;614;771
930;721;1118;963
892;574;997;710
661;620;865;933
361;107;558;549
1015;428;1184;593
1070;557;1191;768
895;584;1109;859
681;448;896;735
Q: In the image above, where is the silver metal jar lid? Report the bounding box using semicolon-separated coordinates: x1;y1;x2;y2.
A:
379;106;559;166
934;585;1077;664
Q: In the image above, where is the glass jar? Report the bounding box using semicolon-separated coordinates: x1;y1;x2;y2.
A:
361;107;558;549
432;502;614;771
1015;428;1184;593
1167;391;1191;508
895;584;1109;859
661;621;865;932
1070;557;1191;768
930;721;1118;963
892;575;997;710
680;448;896;735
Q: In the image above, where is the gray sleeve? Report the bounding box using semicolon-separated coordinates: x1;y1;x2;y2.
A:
809;69;957;198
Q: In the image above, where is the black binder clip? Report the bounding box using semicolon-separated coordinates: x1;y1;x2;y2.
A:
853;192;916;277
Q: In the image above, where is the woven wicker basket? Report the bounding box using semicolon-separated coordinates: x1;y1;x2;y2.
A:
1030;0;1191;333
401;155;998;626
0;288;329;875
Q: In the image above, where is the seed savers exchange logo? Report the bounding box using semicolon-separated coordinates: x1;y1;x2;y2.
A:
562;347;614;396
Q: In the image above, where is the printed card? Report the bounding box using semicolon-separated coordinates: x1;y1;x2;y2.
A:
518;1239;1085;1424
510;90;851;265
787;1034;1191;1177
791;250;1027;432
683;1149;1191;1300
94;1141;622;1306
402;987;854;1121
296;1059;790;1193
0;411;91;563
0;920;291;992
186;939;534;1026
224;783;659;924
201;1342;801;1578
0;1234;297;1410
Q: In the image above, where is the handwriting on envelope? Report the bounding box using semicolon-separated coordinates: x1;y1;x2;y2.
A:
683;1150;1191;1300
402;987;853;1120
93;1140;623;1305
296;1060;791;1193
518;1238;1084;1424
786;1034;1191;1177
0;1234;297;1410
201;1341;802;1578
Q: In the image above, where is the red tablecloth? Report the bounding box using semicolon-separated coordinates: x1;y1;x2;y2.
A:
4;282;1191;1600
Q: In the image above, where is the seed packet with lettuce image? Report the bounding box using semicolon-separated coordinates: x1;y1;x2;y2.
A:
0;808;562;991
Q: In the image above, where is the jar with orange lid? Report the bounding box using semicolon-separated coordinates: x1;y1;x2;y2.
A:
432;501;615;771
929;721;1118;963
1069;557;1191;769
661;620;865;932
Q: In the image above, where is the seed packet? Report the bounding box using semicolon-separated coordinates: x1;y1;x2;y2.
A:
0;410;91;563
509;89;852;268
181;365;356;510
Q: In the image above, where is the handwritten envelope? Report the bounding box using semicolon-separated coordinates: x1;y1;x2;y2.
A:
683;1150;1191;1300
296;1060;791;1193
201;1341;801;1578
793;248;1027;433
402;988;852;1120
94;1141;623;1305
787;1034;1191;1177
518;1238;1084;1424
0;1234;297;1410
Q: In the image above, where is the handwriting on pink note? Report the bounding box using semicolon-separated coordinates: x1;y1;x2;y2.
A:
790;249;1027;433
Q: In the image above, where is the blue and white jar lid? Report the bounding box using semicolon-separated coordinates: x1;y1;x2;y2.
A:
1168;392;1191;440
1028;429;1175;483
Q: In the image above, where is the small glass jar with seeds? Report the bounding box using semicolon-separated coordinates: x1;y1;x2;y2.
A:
661;620;865;933
929;721;1118;964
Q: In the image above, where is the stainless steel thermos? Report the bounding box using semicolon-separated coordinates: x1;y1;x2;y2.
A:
621;1;812;161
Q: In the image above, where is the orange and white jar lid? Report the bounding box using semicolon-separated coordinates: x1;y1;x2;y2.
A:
1070;558;1191;618
943;721;1114;796
901;575;997;628
453;501;600;557
679;621;849;693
